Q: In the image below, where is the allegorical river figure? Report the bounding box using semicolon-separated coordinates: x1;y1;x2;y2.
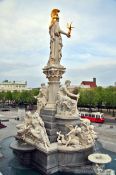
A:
48;9;72;66
56;80;80;116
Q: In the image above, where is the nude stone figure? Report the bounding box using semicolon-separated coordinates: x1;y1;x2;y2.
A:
36;83;48;113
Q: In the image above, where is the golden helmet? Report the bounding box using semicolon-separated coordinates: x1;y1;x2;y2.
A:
51;9;60;19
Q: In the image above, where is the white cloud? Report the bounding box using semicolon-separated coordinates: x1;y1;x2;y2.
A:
0;0;16;15
64;62;116;87
0;0;116;87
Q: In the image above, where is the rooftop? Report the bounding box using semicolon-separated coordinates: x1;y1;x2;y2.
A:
81;81;97;88
0;80;27;85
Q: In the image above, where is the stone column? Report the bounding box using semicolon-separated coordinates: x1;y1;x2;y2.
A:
43;65;65;110
47;81;60;109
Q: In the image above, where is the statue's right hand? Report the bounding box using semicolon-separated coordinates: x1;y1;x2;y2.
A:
67;33;71;38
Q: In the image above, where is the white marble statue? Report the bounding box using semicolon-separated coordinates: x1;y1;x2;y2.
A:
57;119;97;149
36;83;48;113
80;118;91;126
65;125;81;147
48;9;71;66
56;80;80;117
29;112;50;149
16;111;32;140
57;131;67;145
16;111;50;149
79;119;97;146
57;125;81;148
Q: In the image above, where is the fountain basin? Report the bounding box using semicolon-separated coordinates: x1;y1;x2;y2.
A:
10;140;35;166
10;139;94;175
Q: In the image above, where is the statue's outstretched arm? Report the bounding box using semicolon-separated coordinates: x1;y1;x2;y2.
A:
60;29;70;37
60;29;67;35
64;86;79;99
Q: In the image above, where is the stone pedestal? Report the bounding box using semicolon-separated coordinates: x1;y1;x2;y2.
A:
10;140;94;175
40;109;57;143
58;146;94;173
42;65;66;143
32;143;58;175
55;115;80;134
10;140;35;166
32;145;94;175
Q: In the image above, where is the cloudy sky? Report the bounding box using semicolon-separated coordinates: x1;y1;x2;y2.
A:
0;0;116;87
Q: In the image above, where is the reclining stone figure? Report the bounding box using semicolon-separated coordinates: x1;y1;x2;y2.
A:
16;111;50;149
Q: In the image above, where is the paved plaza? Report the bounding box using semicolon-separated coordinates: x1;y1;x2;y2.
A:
0;108;22;141
94;123;116;152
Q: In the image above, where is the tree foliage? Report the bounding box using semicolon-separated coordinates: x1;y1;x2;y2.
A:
78;86;116;113
0;88;39;106
0;87;116;113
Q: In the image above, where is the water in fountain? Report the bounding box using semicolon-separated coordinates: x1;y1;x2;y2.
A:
94;141;102;153
0;137;116;175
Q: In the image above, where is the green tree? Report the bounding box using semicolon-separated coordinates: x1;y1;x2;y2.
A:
95;87;104;112
78;88;97;111
5;91;12;105
31;88;40;96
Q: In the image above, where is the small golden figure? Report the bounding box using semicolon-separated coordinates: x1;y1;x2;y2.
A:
67;22;74;36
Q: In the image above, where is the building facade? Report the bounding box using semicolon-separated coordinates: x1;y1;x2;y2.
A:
0;80;29;92
80;78;97;88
